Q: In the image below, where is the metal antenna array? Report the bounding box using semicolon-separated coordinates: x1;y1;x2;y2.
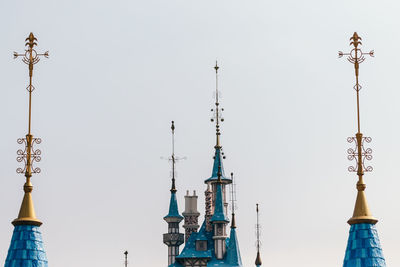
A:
339;32;377;225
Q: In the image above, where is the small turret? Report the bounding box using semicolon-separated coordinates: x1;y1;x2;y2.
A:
163;121;184;266
210;166;229;259
182;190;200;242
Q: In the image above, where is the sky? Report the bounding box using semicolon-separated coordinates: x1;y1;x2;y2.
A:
0;0;400;266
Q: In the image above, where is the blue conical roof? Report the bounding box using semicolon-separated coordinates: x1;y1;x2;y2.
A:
4;225;48;267
226;228;242;266
210;183;229;223
343;223;386;267
205;147;231;183
164;192;183;220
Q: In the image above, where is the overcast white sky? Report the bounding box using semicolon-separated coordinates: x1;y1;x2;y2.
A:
1;0;400;266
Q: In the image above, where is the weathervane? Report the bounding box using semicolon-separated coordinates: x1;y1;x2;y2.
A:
339;32;377;225
12;33;49;226
211;61;225;150
14;33;48;183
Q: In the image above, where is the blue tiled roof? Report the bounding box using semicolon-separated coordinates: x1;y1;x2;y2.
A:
176;223;213;259
204;147;231;183
226;228;242;266
4;225;48;267
164;192;183;220
343;223;386;267
210;183;229;223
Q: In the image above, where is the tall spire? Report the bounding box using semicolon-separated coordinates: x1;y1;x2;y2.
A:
171;121;177;193
339;32;377;225
206;62;230;183
211;61;224;148
230;172;236;229
5;32;49;267
12;33;49;226
124;251;128;267
255;204;262;267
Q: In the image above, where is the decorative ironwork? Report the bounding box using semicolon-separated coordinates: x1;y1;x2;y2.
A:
347;136;373;173
13;33;48;179
16;136;42;174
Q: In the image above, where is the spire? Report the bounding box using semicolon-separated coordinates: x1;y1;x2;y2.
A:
124;251;128;267
255;204;262;267
12;33;49;226
206;62;231;183
5;32;49;267
339;32;377;225
230;172;236;229
164;121;183;220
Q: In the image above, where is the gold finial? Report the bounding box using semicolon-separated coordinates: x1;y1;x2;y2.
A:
210;61;224;148
12;33;49;226
230;172;236;229
255;204;262;266
339;32;377;225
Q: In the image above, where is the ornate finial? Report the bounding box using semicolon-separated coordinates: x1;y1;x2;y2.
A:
210;61;224;148
163;121;186;193
255;204;262;266
124;251;128;267
171;121;177;193
12;33;49;226
230;172;237;229
339;33;377;225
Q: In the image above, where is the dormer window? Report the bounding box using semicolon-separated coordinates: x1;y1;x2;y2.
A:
196;240;207;251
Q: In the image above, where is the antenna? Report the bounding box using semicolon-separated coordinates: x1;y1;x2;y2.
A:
339;32;377;225
124;251;128;267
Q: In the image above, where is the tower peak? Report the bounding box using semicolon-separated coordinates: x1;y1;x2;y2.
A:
255;204;262;266
12;33;49;226
339;32;377;225
210;61;224;149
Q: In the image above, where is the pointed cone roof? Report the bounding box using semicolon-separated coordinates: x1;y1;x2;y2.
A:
226;227;243;266
12;181;42;226
164;191;183;220
205;147;231;183
5;225;48;267
210;182;229;223
343;223;386;267
348;184;377;225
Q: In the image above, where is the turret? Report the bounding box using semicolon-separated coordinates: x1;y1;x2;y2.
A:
182;190;200;242
210;166;229;259
163;121;184;266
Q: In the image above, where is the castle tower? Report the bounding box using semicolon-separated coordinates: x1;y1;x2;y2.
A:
339;32;386;267
204;62;232;231
210;166;229;260
4;33;49;267
163;121;185;266
182;190;200;242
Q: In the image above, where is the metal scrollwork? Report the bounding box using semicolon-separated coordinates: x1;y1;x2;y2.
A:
347;136;373;173
16;137;42;174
